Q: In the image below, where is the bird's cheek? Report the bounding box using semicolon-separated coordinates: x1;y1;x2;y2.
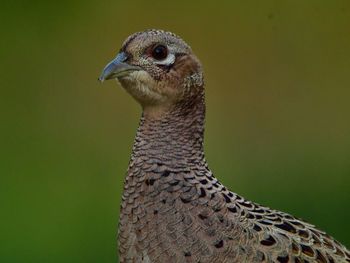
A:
117;71;151;89
117;71;165;104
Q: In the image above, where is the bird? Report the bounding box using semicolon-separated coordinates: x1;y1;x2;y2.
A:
99;29;350;263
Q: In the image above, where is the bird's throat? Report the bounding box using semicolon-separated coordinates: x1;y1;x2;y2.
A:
130;91;206;170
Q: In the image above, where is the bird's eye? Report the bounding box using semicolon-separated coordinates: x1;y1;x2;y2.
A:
151;45;168;60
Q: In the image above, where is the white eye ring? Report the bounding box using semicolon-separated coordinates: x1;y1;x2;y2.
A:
153;53;176;66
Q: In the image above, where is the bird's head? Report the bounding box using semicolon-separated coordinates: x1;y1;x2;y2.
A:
99;30;203;115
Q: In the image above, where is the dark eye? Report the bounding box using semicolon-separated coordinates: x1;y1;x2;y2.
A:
151;45;168;60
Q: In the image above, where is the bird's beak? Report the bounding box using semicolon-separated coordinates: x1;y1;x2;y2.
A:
98;52;141;82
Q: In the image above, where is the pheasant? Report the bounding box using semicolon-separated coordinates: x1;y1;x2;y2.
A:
99;30;350;263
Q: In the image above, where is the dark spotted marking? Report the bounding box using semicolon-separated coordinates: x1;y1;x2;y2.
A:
153;210;158;215
315;250;327;263
289;220;304;228
253;224;262;232
222;193;231;203
207;174;214;180
200;179;208;184
240;201;252;208
247;213;255;219
278;232;288;239
292;242;299;254
323;238;334;250
269;217;282;223
260;235;276;246
265;215;278;222
326;254;335;263
206;228;216;237
198;213;207;220
301;244;314;257
145;178;156;185
312;234;322;246
169;180;179;186
257;251;265;261
227;192;234;197
259;220;272;226
277;255;289;263
253;208;265;214
180;197;191;204
213;206;221;212
335;246;345;257
284;214;294;220
275;222;296;233
310;229;322;237
334;239;342;246
298;229;309;239
217;214;224;223
227;206;237;213
199;187;206;197
239;246;246;253
162;170;170;177
184;251;191;257
214;240;224;248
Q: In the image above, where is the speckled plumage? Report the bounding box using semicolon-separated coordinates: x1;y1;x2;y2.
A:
100;30;350;263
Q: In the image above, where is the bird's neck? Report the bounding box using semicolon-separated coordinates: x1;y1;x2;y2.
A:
130;90;206;171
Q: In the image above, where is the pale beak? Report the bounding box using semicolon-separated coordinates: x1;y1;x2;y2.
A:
98;52;141;82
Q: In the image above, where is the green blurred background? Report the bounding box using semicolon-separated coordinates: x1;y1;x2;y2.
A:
1;0;350;262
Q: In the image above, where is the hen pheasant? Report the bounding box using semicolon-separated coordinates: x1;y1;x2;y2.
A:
99;30;350;263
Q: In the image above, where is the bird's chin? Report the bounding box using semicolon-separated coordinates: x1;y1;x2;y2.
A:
117;71;165;105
